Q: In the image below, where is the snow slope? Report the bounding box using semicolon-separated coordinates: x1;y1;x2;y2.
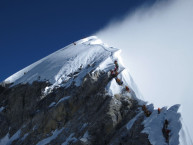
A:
4;36;118;95
4;37;111;84
4;36;143;99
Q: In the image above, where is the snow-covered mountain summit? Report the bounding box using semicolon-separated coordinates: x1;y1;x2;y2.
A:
3;36;140;98
0;36;189;145
4;36;116;86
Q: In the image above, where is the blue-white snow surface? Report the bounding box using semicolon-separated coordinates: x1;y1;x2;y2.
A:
4;37;115;85
4;36;118;94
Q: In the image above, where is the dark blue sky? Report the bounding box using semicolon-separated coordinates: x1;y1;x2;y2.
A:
0;0;156;82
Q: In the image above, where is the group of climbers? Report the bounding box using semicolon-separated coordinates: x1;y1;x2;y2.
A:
152;107;171;143
110;70;118;78
110;60;119;78
157;108;171;143
142;105;151;117
141;106;171;143
110;60;172;144
162;119;171;143
110;60;130;93
115;78;123;85
114;60;119;71
111;60;172;144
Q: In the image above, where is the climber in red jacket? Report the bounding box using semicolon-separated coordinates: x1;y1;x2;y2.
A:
158;108;161;114
166;129;171;143
125;86;130;92
116;78;123;85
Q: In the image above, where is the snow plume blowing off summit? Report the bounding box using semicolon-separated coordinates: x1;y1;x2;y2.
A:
95;0;193;144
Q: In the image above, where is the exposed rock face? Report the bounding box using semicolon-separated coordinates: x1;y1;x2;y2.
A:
0;70;151;145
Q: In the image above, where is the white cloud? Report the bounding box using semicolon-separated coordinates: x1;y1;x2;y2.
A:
96;0;193;143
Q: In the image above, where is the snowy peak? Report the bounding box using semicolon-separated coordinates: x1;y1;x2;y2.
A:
3;36;143;100
4;36;119;87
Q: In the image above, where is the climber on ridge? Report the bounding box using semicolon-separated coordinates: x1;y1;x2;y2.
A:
114;60;119;71
110;60;119;78
162;119;171;143
142;105;151;117
125;86;130;92
158;108;161;114
110;70;118;78
164;119;169;128
116;78;123;85
165;129;171;143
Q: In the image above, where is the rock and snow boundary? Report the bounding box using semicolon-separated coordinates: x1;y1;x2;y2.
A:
1;36;189;145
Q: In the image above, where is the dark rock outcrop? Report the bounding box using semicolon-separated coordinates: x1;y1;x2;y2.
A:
0;71;151;145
